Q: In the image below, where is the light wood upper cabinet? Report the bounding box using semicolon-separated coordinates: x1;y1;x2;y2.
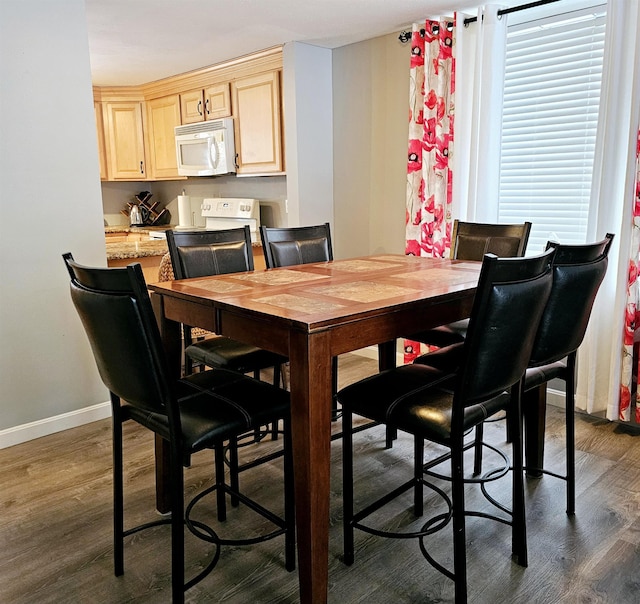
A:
94;48;284;181
103;101;147;180
146;94;182;179
94;102;107;180
231;71;283;174
180;83;231;124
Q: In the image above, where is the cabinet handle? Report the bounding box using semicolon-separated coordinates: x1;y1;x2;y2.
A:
205;98;210;115
140;161;144;174
197;100;203;116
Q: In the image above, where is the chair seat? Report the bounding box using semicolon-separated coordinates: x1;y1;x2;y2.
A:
124;368;289;453
338;364;508;445
407;319;469;349
185;336;286;373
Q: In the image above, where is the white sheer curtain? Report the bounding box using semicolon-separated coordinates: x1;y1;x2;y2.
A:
453;5;507;222
576;0;640;417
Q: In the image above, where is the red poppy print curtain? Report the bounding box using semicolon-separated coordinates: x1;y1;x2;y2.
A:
404;17;456;362
619;129;640;422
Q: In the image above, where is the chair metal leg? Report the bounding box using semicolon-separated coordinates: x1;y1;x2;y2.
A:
215;443;227;521
414;435;424;516
510;384;528;567
450;438;468;604
332;356;340;421
228;438;240;508
342;409;355;565
473;423;484;477
565;354;576;515
111;398;124;577
170;444;186;604
272;365;282;440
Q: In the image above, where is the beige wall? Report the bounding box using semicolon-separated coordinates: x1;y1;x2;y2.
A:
332;32;410;259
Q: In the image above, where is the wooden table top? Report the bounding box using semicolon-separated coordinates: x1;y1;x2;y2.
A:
148;254;482;334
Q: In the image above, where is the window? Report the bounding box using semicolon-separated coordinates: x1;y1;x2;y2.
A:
498;5;607;253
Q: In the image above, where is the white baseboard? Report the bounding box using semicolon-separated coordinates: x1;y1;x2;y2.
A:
0;401;111;449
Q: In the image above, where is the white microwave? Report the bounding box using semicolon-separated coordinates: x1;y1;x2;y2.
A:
174;118;236;176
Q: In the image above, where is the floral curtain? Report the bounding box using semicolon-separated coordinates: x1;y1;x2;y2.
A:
404;17;456;362
619;129;640;422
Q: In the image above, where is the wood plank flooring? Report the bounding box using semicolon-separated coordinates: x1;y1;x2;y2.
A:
2;353;640;603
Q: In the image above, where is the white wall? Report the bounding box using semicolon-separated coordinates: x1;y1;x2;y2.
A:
332;33;409;258
0;0;108;443
283;43;334;233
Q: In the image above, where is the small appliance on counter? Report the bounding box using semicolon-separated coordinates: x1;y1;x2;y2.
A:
128;204;143;226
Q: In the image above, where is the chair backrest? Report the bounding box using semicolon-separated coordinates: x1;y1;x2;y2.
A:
63;253;173;417
527;233;614;366
166;226;254;279
451;220;532;260
260;223;333;268
456;248;555;409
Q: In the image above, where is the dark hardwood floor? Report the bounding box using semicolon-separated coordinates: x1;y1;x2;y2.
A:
2;353;640;603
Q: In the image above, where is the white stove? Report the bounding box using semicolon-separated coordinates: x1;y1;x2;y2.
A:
149;198;260;241
201;198;260;241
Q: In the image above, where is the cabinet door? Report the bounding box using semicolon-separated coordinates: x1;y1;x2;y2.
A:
146;95;182;179
180;89;205;124
231;71;283;174
104;102;146;180
204;83;231;119
94;102;107;180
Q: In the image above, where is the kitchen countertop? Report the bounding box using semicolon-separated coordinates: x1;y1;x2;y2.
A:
106;240;168;260
105;226;263;261
104;225;172;234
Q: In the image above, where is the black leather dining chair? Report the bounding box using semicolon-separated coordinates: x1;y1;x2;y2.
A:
416;234;614;515
260;222;333;268
406;220;532;349
166;227;289;498
166;227;286;383
338;248;556;604
63;253;295;603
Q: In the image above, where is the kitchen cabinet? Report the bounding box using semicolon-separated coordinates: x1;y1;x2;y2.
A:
103;101;147;180
94;102;107;180
94;48;284;181
180;83;231;124
231;71;283;174
146;94;182;180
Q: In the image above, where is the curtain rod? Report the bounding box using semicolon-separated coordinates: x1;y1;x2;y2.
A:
463;0;562;26
398;0;562;42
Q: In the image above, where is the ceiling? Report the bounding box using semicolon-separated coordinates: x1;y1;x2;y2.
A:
85;0;487;86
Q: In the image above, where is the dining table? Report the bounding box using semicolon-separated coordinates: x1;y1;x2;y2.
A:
147;253;548;603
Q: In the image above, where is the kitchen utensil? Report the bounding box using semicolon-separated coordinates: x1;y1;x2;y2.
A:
129;204;143;226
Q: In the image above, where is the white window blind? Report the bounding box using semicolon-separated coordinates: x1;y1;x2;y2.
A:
498;7;606;253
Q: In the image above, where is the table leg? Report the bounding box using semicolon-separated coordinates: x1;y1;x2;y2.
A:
378;340;397;371
289;330;333;604
151;293;182;514
523;385;547;478
378;341;398;447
